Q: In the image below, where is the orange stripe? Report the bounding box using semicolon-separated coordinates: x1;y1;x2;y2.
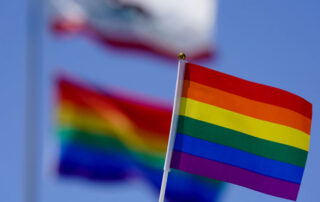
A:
182;80;311;134
57;102;169;152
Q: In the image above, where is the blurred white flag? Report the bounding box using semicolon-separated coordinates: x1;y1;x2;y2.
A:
51;0;218;60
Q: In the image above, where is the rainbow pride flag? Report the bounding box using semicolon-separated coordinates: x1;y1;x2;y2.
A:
56;76;222;202
170;63;312;201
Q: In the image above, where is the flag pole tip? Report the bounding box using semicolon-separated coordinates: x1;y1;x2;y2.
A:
178;52;186;60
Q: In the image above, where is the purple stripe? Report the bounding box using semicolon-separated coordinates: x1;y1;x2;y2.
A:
171;151;300;201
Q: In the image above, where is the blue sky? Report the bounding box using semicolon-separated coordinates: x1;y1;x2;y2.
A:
1;0;320;201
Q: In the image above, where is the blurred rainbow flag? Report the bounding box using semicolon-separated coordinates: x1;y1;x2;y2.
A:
55;76;223;201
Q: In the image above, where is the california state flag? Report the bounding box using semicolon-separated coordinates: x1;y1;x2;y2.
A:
51;0;218;60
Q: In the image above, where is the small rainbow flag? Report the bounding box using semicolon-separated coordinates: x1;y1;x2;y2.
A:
170;63;312;201
56;76;222;202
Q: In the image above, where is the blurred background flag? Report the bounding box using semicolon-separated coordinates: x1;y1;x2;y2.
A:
168;62;312;201
55;75;223;201
50;0;217;60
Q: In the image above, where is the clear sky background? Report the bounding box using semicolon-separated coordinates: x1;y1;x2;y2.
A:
1;0;320;202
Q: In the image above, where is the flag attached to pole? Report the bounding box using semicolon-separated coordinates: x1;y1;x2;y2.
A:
50;0;217;60
167;62;312;201
55;75;223;202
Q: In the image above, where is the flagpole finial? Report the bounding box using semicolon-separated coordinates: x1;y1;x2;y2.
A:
178;52;186;60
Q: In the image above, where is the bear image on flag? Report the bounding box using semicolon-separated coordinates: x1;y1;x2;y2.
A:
50;0;217;60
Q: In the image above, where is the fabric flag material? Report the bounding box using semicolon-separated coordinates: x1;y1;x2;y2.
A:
56;76;222;202
170;63;312;201
50;0;217;60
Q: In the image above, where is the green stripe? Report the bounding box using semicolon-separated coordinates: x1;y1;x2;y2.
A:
58;127;165;169
177;116;308;168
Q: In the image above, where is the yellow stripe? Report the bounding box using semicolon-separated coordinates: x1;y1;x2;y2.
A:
180;98;310;151
57;103;167;154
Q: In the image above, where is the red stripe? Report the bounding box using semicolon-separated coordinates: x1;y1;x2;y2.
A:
185;63;312;119
57;77;172;135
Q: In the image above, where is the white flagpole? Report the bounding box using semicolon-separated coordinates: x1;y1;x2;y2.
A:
159;53;187;202
24;0;43;201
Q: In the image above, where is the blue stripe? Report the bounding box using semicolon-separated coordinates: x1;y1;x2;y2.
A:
60;143;135;180
60;142;222;202
174;133;304;184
